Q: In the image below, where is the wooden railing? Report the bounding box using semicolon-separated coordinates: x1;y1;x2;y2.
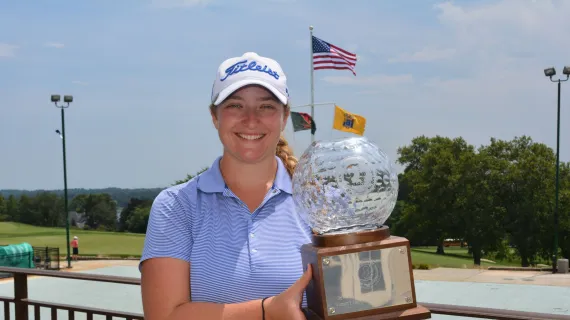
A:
1;266;569;320
0;267;143;320
421;303;570;320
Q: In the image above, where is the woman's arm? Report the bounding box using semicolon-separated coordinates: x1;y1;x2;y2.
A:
141;257;266;320
141;257;313;320
140;189;264;320
140;188;312;320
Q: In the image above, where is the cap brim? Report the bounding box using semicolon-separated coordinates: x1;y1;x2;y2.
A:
213;79;287;106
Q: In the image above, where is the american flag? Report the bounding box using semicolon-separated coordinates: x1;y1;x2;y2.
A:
312;36;357;75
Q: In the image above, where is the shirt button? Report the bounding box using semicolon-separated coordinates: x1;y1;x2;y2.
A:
250;233;255;238
251;249;257;253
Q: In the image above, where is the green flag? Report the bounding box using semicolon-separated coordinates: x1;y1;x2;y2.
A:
290;111;316;134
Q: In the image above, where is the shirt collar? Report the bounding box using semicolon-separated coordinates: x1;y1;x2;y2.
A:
196;157;225;193
196;156;292;194
274;155;292;194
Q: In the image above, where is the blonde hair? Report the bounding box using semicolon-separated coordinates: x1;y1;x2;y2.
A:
276;132;298;178
209;102;298;177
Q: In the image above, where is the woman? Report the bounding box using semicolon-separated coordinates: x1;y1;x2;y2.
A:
140;52;314;320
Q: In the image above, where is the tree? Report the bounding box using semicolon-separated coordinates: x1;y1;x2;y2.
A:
18;194;40;225
397;136;472;254
72;194;117;230
484;136;555;266
126;206;151;233
119;198;152;232
88;200;117;230
33;192;65;227
5;195;19;222
0;194;6;221
1;187;162;208
454;148;507;265
387;200;433;246
558;162;570;260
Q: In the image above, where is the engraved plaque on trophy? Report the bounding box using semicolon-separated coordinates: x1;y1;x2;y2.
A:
292;137;431;320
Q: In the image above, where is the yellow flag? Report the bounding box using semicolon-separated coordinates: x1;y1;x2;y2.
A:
332;105;366;136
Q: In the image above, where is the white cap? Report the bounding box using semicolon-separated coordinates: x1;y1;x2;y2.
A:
211;52;289;106
73;236;78;239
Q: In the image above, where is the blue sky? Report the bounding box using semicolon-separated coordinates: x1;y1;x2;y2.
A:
1;0;570;190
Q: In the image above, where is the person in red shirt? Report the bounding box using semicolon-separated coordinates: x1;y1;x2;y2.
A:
70;236;79;261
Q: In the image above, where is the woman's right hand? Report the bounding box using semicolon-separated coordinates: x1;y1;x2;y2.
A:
264;264;313;320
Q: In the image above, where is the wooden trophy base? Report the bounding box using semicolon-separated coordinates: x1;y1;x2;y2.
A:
304;305;431;320
301;227;431;320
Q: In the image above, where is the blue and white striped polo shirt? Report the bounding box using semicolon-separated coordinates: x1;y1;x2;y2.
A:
140;156;313;306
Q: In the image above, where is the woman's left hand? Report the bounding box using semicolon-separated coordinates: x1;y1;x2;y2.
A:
263;264;313;320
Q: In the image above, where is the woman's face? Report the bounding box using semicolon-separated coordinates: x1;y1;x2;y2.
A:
212;85;289;165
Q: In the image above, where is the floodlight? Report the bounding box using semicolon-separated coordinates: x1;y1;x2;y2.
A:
544;67;556;77
64;95;73;103
51;95;61;103
563;66;570;76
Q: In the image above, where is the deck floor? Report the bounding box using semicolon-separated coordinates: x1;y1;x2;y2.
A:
0;263;569;320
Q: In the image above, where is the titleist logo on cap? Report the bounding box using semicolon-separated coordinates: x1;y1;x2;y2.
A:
220;59;280;81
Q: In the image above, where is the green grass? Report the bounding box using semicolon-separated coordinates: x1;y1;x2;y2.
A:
0;222;145;257
0;222;526;269
410;246;521;269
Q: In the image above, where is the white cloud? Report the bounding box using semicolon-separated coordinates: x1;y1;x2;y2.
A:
435;0;558;29
389;47;456;63
0;43;19;58
72;80;88;86
45;42;65;49
322;74;413;86
433;0;570;61
387;0;570;94
151;0;213;8
404;1;570;96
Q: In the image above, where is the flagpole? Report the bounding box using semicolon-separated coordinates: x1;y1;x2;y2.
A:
309;25;315;143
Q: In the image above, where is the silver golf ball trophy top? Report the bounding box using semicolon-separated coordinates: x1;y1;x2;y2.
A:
293;137;431;320
292;136;399;235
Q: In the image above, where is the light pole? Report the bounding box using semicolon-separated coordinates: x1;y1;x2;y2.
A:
51;94;73;269
543;66;570;274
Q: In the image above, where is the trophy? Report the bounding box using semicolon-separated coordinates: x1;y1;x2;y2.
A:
292;137;431;320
